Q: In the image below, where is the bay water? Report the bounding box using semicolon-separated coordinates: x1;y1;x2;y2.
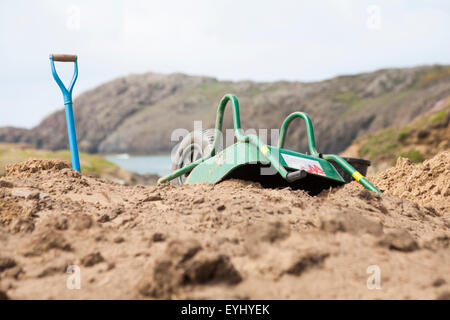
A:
106;154;172;177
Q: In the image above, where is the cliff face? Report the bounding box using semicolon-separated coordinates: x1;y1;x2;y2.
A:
1;65;450;155
342;95;450;173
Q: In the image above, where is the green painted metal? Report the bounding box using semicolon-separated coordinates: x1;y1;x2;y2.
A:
275;111;380;193
186;143;345;184
158;93;381;193
269;146;344;183
186;142;264;184
322;154;380;193
278;112;319;156
158;94;288;184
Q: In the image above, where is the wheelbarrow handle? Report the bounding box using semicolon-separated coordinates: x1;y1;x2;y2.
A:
278;112;320;157
158;94;291;184
51;54;77;62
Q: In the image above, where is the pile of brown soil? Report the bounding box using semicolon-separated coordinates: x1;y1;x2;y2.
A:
373;151;449;215
5;159;71;177
0;155;448;299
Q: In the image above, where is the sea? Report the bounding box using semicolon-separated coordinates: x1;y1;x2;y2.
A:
106;154;172;177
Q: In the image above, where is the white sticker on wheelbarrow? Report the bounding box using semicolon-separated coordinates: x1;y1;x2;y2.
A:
281;154;326;176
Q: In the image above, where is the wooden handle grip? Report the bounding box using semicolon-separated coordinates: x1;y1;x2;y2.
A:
52;54;77;62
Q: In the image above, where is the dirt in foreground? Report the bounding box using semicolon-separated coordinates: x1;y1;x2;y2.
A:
0;153;449;300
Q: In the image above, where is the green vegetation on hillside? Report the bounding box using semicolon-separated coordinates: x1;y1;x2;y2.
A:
359;128;400;160
356;97;450;166
431;109;447;123
398;150;424;163
414;65;450;88
333;91;361;107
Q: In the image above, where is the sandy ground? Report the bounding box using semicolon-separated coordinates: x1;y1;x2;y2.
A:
0;152;449;300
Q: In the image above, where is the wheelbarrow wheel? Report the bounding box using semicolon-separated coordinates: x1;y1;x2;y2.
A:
171;129;216;184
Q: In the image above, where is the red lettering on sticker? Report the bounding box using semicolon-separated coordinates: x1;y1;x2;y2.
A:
307;165;325;175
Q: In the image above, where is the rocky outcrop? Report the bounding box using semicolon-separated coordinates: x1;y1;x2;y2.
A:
1;65;449;155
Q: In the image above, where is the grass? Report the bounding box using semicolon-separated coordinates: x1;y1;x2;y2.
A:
397;127;410;141
192;82;237;99
414;66;450;88
191;81;284;102
333;91;360;105
356;101;449;166
341;90;411;117
431;109;447;124
359;128;399;160
399;149;424;163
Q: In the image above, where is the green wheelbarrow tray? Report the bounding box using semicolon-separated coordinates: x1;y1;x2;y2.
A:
158;94;381;194
186;144;346;194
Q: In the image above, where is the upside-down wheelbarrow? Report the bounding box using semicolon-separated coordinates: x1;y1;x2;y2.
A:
158;94;380;194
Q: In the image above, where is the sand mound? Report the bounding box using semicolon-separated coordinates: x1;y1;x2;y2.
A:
0;153;448;299
5;159;71;177
0;198;26;226
373;151;450;215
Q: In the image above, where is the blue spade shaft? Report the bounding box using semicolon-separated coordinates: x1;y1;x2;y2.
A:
49;54;80;172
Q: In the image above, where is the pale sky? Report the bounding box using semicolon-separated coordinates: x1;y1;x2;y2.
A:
0;0;449;128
